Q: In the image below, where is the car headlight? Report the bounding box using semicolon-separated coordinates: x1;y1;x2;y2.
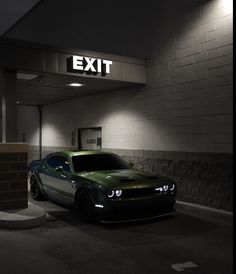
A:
155;183;175;193
107;190;115;198
170;184;175;191
115;190;122;197
163;185;169;191
155;187;163;192
107;189;123;198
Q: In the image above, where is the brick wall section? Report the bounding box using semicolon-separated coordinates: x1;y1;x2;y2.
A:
106;149;233;211
0;144;28;210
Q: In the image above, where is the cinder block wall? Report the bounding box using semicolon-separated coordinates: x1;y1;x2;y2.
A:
17;0;233;211
107;148;233;211
146;0;233;153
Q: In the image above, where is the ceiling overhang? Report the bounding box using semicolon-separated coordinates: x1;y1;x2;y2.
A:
0;38;146;106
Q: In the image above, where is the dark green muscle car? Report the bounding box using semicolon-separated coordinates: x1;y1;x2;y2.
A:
28;151;176;223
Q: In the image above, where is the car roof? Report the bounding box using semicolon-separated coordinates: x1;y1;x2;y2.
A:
52;150;114;158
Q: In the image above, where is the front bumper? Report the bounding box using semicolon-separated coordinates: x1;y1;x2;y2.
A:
94;194;176;223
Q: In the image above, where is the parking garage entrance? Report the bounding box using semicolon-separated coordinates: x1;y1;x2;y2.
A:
0;39;146;210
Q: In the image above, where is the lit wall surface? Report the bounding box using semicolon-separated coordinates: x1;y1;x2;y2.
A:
23;0;232;154
17;106;39;145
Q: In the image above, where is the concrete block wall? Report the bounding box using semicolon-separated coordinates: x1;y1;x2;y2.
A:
17;0;233;211
146;0;233;153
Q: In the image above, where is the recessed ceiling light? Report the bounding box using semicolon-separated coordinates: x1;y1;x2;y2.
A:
16;101;21;105
67;83;84;87
17;73;39;80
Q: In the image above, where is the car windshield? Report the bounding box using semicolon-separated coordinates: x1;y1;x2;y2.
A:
72;153;130;172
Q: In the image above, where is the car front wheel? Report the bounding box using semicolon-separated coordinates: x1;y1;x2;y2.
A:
75;191;94;222
30;176;44;201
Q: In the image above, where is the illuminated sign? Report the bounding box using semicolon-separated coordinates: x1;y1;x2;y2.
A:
67;55;112;76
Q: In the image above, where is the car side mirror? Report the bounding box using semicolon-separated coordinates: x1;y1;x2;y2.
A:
128;162;134;168
55;166;64;172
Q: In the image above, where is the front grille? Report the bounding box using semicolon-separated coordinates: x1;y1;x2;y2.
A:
121;185;176;199
122;188;156;198
120;178;135;183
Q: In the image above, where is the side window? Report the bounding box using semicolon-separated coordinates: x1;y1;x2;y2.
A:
47;156;61;168
60;157;71;172
47;156;71;172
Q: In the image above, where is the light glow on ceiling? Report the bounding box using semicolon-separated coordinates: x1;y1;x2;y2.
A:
67;83;84;87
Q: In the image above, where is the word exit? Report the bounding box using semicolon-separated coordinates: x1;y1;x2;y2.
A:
67;55;112;76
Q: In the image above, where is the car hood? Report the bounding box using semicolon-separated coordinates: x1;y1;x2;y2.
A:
76;169;172;189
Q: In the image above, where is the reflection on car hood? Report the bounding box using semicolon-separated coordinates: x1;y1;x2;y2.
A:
77;169;171;189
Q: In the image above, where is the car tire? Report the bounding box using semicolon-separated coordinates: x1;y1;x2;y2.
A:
30;176;44;201
75;191;94;222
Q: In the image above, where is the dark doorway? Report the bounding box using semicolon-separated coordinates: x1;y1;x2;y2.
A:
78;127;102;151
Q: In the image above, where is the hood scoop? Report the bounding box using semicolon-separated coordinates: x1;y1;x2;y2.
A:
120;178;135;183
147;175;158;180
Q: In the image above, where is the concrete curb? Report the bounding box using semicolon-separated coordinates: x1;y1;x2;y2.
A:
176;200;233;225
0;202;46;229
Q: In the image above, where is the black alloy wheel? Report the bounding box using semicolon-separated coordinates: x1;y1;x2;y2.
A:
30;176;44;200
75;191;94;222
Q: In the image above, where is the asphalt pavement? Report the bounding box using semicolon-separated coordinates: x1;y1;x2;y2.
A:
0;194;233;274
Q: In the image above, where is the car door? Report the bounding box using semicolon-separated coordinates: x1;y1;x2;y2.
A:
40;154;74;203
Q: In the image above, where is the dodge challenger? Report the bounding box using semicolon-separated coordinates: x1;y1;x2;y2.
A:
28;151;176;223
